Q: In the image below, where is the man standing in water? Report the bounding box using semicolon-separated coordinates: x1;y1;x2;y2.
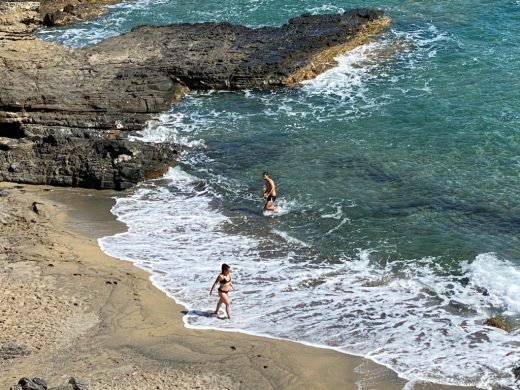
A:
262;171;277;211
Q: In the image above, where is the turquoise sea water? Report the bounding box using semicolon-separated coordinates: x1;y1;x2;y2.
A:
39;1;520;388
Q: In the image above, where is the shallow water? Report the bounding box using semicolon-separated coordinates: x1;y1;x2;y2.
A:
40;1;520;388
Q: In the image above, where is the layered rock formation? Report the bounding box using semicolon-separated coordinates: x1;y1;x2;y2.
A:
0;1;41;40
0;1;389;189
40;0;121;26
0;128;178;190
90;9;390;89
0;2;184;189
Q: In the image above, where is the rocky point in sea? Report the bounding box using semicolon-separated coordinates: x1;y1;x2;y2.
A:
0;0;390;190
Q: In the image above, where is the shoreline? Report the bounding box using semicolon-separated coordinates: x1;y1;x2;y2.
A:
0;183;478;389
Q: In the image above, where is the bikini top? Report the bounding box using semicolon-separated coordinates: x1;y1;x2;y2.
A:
219;275;231;284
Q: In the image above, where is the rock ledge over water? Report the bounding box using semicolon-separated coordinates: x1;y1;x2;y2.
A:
0;1;389;189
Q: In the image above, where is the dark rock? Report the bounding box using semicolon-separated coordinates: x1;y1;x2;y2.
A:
18;377;47;390
42;10;71;27
9;163;22;173
513;366;520;381
2;123;25;139
11;377;89;390
32;201;43;215
0;128;180;190
63;4;75;13
68;377;88;390
32;379;47;390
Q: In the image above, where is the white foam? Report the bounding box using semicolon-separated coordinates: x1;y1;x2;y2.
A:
261;198;295;217
300;23;453;113
271;229;310;248
100;165;520;389
130;111;207;148
321;203;344;219
324;217;349;236
162;165;200;186
302;41;383;100
466;253;520;314
306;5;345;15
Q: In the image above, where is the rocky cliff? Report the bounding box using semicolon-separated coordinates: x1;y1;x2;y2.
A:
0;1;389;190
0;1;185;189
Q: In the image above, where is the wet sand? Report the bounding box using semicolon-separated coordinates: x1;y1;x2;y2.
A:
0;183;476;389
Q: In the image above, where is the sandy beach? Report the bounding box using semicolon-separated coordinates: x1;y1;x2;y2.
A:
0;183;476;389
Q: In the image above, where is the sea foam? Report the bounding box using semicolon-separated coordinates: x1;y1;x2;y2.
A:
467;253;520;314
100;165;520;389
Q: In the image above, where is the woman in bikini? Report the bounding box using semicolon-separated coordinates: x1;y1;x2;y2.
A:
209;263;234;319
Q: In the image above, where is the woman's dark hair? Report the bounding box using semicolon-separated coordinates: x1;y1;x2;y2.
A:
222;263;230;273
263;171;269;177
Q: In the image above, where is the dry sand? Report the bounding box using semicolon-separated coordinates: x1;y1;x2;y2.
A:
0;183;475;390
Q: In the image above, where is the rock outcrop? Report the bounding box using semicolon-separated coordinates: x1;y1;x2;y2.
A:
89;9;390;89
0;128;178;190
10;376;88;390
1;1;184;189
484;316;509;332
14;377;47;390
0;1;41;40
40;0;120;27
0;1;389;189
